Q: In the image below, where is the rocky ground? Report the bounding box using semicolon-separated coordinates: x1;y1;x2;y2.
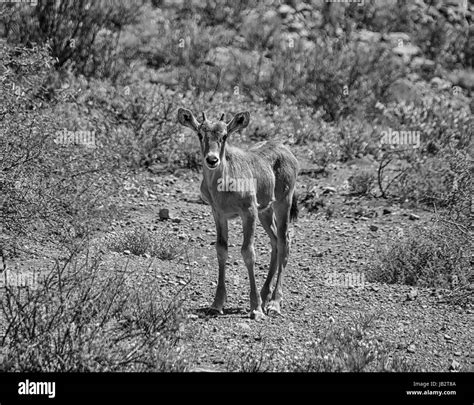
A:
89;163;472;372
2;159;472;372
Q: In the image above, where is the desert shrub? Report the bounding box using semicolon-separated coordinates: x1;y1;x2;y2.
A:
373;96;471;205
0;43;118;256
367;220;471;290
409;2;471;69
0;252;188;371
259;36;405;121
106;227;184;260
345;0;471;69
376;98;471;154
117;4;406;121
76;79;203;170
348;170;376;196
2;0;143;78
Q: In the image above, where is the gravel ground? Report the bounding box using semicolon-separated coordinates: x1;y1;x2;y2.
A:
2;168;472;372
97;170;473;372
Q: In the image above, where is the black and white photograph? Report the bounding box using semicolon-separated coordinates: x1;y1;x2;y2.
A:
0;0;472;400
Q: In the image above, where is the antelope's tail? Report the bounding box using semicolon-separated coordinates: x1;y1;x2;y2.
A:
290;193;298;222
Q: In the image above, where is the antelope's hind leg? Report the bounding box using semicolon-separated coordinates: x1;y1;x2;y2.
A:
266;197;292;316
258;208;278;312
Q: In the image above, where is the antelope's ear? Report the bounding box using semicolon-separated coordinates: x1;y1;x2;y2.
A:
227;111;250;135
177;108;199;132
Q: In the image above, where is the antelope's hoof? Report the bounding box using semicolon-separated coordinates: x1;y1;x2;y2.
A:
250;309;266;321
208;306;224;316
266;301;281;317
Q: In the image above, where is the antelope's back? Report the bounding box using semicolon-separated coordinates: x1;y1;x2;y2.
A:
250;141;299;199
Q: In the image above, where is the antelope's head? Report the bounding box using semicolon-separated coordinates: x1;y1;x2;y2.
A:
177;108;250;171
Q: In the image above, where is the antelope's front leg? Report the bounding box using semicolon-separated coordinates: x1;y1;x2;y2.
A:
241;206;265;320
210;209;228;314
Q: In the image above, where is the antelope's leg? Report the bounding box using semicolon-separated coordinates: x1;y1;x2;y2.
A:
210;209;228;314
258;208;278;310
268;197;292;315
241;205;264;319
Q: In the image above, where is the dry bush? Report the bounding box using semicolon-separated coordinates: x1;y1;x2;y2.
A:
2;0;144;78
0;252;188;371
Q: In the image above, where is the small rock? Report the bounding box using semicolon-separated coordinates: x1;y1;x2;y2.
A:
171;217;181;223
444;334;453;341
178;233;188;240
382;208;392;215
370;285;380;292
410;57;435;71
369;225;378;231
322;186;337;194
236;322;251;331
144;253;151;259
409;213;420;220
278;4;294;17
188;314;198;320
159;208;170;220
357;29;382;42
406;288;418;301
407;344;416;353
454;351;462;357
431;76;452;90
449;359;460;371
123;250;131;255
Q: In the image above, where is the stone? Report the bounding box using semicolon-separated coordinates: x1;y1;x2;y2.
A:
393;43;421;61
236;322;251;331
358;29;382;43
322;186;337;194
159;208;170;220
278;4;295;18
431;77;453;90
410;57;435;71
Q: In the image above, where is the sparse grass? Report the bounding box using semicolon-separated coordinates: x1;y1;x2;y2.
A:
287;313;418;372
226;312;417;372
106;227;184;260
